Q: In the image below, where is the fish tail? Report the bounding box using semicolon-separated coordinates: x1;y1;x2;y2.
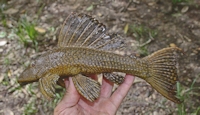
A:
142;47;182;103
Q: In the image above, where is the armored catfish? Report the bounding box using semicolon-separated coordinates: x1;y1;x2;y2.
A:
18;13;181;103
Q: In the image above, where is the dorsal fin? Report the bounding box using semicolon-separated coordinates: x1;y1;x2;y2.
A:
58;13;125;52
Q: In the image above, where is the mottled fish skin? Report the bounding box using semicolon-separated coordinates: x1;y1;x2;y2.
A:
18;13;182;104
40;47;145;78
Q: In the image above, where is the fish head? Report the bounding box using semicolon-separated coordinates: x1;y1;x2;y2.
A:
18;56;48;85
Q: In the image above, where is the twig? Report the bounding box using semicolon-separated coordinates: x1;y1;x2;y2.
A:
139;32;154;47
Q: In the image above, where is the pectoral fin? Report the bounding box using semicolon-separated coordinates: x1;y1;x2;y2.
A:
39;74;59;99
72;74;100;102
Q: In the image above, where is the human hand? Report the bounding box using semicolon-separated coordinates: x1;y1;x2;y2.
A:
54;75;135;115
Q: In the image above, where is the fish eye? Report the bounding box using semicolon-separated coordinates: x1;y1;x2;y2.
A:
30;62;35;67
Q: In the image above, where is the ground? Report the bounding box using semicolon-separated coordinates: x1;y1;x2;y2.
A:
0;0;200;115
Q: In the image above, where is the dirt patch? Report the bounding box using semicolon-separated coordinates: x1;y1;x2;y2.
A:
0;0;200;114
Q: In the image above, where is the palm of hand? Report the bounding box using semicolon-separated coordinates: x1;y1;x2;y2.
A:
54;75;134;115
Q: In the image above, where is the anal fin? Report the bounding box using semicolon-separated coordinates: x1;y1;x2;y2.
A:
103;72;125;84
72;74;100;102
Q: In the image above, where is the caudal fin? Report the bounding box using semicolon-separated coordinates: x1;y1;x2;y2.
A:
143;47;182;103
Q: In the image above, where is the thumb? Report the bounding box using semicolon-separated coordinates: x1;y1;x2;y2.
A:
63;77;80;104
54;77;80;113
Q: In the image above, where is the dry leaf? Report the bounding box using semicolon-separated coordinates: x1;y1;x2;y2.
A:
34;27;46;34
124;23;129;34
170;43;177;47
181;6;189;13
3;8;19;14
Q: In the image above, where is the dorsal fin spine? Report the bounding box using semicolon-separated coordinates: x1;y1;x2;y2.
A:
81;20;100;46
74;16;89;45
67;19;80;45
66;16;81;46
88;33;104;47
96;34;117;49
58;14;71;47
76;17;95;46
88;24;106;47
62;14;76;47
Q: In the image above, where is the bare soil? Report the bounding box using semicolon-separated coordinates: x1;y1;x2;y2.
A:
0;0;200;115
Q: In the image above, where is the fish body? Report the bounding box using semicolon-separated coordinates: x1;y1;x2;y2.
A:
18;13;181;103
19;47;147;81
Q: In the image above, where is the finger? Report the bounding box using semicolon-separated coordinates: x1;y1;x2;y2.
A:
110;75;134;108
89;74;98;81
100;77;114;98
64;77;70;88
63;77;80;104
55;77;80;109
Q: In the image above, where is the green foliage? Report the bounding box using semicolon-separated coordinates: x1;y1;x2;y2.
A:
177;82;186;115
21;84;38;115
37;3;45;16
176;76;200;115
2;73;9;86
1;15;7;27
0;3;7;27
16;16;38;50
23;99;37;115
44;88;65;109
139;46;149;56
129;25;157;40
21;85;65;114
171;0;189;4
1;59;10;86
86;4;94;11
4;57;10;65
125;24;157;56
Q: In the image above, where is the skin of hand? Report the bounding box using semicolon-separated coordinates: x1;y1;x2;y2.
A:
54;75;135;115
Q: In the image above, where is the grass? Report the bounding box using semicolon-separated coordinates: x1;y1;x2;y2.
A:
0;2;7;27
21;84;38;115
44;89;65;110
130;24;157;39
15;2;45;51
124;24;157;56
86;4;94;11
1;57;11;86
2;72;10;86
176;76;200;115
23;98;37;115
16;16;38;50
21;84;65;115
1;15;7;27
171;0;189;4
139;46;149;57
